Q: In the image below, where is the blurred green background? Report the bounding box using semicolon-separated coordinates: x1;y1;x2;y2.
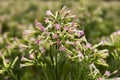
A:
0;0;120;79
0;0;120;44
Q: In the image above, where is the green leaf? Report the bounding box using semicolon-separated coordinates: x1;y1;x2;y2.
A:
0;70;5;74
11;56;19;67
96;59;108;67
2;55;7;67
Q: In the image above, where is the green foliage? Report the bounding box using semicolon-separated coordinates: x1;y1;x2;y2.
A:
0;0;120;80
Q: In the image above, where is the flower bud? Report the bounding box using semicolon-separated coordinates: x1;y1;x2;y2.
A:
97;78;105;80
29;53;34;59
46;10;52;16
64;26;69;31
40;25;45;32
45;18;49;23
86;43;92;48
76;30;84;37
35;39;40;45
59;46;66;52
71;22;75;26
73;42;77;47
57;39;61;45
52;34;58;39
55;24;61;30
104;70;110;77
35;19;45;32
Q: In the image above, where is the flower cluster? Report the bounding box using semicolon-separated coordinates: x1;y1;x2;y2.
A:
31;8;88;59
0;7;111;80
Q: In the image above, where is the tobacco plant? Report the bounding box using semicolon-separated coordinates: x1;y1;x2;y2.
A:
0;7;113;80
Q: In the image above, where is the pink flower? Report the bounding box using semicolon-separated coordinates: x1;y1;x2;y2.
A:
64;26;69;31
40;25;45;32
105;70;110;77
45;31;50;36
114;78;117;80
77;30;84;37
71;22;75;26
97;78;105;80
46;10;52;16
35;39;40;44
55;24;61;30
52;34;58;39
113;30;120;35
35;19;41;27
70;27;76;31
21;56;26;61
86;43;91;48
73;42;77;47
45;18;49;23
40;47;45;53
59;46;66;52
57;39;61;45
35;19;45;32
29;54;34;59
78;52;84;59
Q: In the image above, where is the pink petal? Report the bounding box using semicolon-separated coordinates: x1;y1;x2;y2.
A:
77;30;84;37
57;39;61;45
59;46;66;52
73;42;77;47
29;54;34;59
55;24;61;30
45;18;49;23
105;70;110;77
97;78;105;80
86;43;91;48
35;19;45;32
64;26;69;31
71;22;75;26
35;39;40;44
46;10;52;16
52;34;58;39
40;26;45;32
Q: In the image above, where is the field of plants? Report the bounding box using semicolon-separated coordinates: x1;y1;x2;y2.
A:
0;0;120;80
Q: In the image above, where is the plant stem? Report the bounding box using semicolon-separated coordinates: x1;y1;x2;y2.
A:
9;70;18;80
50;45;54;65
56;44;58;80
